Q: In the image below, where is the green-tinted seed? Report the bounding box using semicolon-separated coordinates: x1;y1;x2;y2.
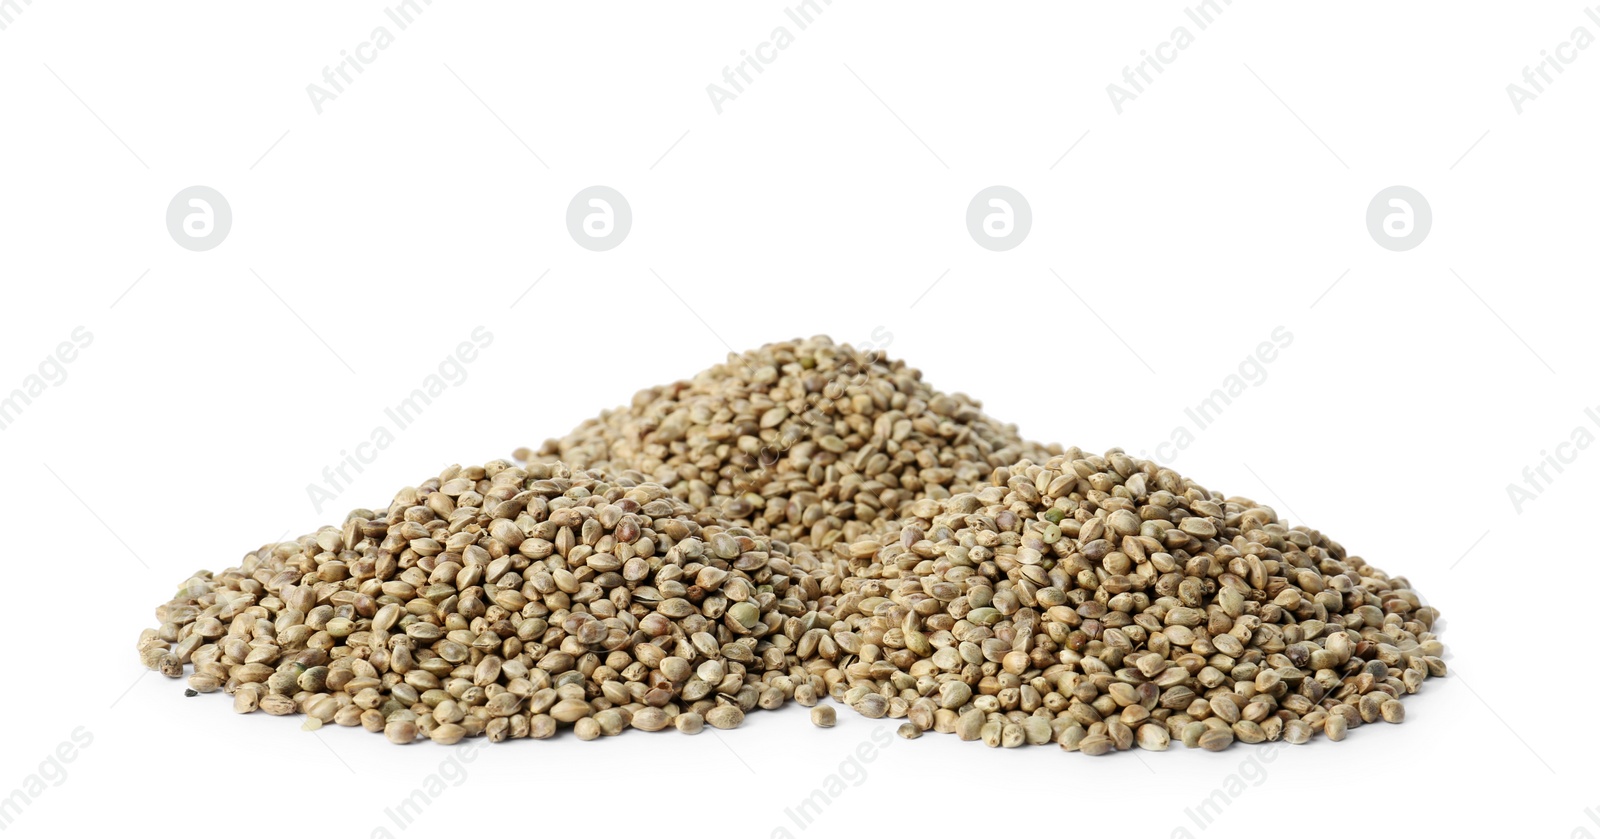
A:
1079;733;1114;756
1198;728;1235;752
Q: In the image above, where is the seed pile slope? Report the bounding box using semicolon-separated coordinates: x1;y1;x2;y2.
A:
136;338;1448;754
135;460;844;743
822;449;1444;753
533;336;1056;551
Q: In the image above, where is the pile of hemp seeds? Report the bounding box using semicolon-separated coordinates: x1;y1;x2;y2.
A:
136;336;1445;754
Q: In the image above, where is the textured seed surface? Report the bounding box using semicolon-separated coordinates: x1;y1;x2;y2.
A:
135;339;1444;760
136;460;836;745
1199;728;1236;752
826;445;1446;755
537;337;1054;551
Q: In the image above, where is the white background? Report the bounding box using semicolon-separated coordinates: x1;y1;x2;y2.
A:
2;2;1595;836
